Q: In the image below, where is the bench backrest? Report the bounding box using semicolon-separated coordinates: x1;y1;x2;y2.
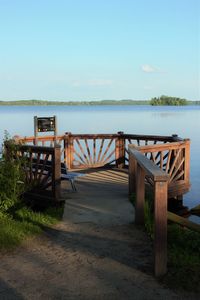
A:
32;158;67;175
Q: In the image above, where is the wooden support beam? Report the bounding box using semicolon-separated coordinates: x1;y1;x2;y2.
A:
115;131;125;168
154;181;168;277
168;211;200;233
135;164;145;225
52;145;61;201
129;152;137;195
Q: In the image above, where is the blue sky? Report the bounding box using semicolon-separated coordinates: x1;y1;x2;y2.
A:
0;0;199;101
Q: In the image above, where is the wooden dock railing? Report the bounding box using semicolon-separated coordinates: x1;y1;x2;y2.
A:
18;132;184;169
14;132;191;275
129;146;170;277
17;144;61;202
129;140;190;198
17;132;190;199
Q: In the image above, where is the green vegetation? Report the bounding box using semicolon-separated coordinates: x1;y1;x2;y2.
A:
130;192;200;293
165;225;200;292
0;136;26;216
0;136;64;250
0;99;149;106
150;95;187;106
130;191;154;238
0;97;199;106
0;206;63;250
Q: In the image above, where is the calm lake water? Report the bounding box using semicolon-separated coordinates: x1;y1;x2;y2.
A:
0;105;200;215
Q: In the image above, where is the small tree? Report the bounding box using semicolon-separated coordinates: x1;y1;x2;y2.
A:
150;95;187;106
0;134;26;215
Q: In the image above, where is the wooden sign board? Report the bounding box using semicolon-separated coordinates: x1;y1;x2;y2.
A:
34;116;57;139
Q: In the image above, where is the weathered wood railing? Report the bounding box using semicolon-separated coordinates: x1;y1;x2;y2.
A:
64;132;182;169
129;146;169;277
18;135;65;156
17;144;61;202
129;140;190;198
18;132;183;169
17;132;190;199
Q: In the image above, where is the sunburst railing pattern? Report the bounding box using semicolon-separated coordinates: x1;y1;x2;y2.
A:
129;140;190;198
64;134;119;169
17;132;190;198
123;134;179;165
18;144;61;201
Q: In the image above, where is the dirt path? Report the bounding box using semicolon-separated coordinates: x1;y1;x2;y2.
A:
0;169;197;299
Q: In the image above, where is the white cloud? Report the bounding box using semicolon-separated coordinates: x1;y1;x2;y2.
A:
141;64;159;73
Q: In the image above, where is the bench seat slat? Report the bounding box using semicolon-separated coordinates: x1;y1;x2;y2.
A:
29;158;84;192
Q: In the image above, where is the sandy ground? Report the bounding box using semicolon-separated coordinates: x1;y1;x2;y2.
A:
0;169;198;299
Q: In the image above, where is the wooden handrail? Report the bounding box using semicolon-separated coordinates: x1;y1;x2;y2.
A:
123;133;182;142
136;139;189;152
129;148;169;182
19;135;65;142
130;139;190;196
17;133;189;188
129;145;169;277
19;144;60;153
65;133;119;139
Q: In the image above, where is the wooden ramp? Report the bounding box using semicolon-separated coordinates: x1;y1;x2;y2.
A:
0;168;189;299
62;168;134;226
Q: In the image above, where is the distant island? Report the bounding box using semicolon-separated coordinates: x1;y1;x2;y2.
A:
0;99;148;106
150;96;192;106
0;96;199;106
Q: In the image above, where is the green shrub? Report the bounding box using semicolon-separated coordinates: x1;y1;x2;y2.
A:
0;134;26;214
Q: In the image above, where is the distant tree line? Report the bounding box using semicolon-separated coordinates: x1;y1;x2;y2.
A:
150;95;187;106
0;97;199;106
0;99;149;106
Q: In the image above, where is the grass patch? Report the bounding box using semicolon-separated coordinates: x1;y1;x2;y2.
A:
130;190;154;238
0;205;64;251
0;137;64;251
164;225;200;293
130;192;200;293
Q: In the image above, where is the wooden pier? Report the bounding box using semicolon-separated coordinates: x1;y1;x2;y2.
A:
11;132;191;276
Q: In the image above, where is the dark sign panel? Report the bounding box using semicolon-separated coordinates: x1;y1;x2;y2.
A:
37;117;55;132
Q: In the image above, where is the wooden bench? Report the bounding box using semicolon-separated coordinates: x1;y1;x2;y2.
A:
32;158;84;192
60;163;85;192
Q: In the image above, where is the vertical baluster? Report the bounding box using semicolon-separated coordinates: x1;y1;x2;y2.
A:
154;181;168;277
93;139;96;164
135;164;145;225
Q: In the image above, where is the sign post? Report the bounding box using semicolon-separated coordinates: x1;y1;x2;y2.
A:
34;116;57;145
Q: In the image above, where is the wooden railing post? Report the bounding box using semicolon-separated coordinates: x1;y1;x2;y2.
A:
52;145;61;202
129;149;137;195
65;132;74;170
115;131;125;168
154;180;168;277
184;139;190;186
135;164;145;225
